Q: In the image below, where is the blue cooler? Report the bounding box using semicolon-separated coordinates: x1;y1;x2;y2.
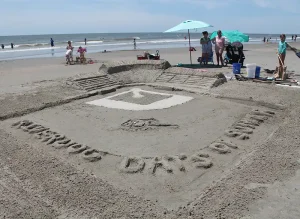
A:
255;66;261;78
232;63;241;74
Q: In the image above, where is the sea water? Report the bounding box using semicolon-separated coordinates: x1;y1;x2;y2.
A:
0;32;295;61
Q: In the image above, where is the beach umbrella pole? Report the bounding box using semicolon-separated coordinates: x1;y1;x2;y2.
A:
188;29;192;64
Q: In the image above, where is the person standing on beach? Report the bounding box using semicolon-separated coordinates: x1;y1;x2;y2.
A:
263;37;266;43
11;43;14;49
65;41;74;65
295;35;298;42
133;38;136;50
50;38;54;47
200;31;212;65
292;35;294;41
277;34;287;77
211;30;225;66
1;44;4;49
84;38;87;45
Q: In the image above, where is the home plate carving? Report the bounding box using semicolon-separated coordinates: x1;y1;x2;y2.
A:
86;88;193;110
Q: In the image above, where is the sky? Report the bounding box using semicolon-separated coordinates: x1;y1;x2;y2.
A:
1;0;300;35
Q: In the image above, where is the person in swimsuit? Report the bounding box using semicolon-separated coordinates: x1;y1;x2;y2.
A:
50;38;54;47
66;41;74;65
200;31;212;65
277;34;287;75
133;39;136;50
76;46;87;63
212;30;225;66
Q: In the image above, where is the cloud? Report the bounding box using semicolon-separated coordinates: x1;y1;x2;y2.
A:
152;0;237;9
251;0;272;7
251;0;300;12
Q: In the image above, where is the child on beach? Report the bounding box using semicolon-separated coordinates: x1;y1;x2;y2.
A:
277;34;287;74
66;41;74;65
76;46;87;63
275;34;287;79
200;31;212;65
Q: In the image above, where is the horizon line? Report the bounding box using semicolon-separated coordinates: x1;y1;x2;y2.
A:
1;31;299;37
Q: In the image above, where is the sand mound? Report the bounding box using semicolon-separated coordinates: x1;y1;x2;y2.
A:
98;60;171;74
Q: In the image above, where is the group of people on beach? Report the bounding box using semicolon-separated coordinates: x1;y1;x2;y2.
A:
65;40;87;65
263;35;297;43
0;37;88;51
48;37;89;65
199;30;291;79
1;43;15;49
199;30;225;66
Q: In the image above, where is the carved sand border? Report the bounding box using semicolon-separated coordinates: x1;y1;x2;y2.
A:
11;110;275;175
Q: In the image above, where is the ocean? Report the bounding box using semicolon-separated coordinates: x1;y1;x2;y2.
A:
0;32;295;61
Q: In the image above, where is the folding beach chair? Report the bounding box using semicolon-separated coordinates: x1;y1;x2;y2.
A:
197;53;214;65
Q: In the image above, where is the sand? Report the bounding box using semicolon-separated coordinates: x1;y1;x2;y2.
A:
1;43;300;218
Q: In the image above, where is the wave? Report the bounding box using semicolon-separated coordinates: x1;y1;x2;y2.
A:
78;40;103;44
18;43;49;48
108;37;140;41
0;46;62;53
0;37;280;54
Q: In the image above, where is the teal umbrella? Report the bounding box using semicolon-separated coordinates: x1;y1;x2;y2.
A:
210;30;249;43
164;20;213;64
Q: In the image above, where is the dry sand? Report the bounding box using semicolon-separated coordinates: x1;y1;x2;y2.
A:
1;43;300;219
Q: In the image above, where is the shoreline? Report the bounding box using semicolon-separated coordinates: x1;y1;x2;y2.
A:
0;40;289;61
1;41;300;63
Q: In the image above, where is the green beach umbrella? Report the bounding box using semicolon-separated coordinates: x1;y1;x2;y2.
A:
164;20;213;64
210;30;249;43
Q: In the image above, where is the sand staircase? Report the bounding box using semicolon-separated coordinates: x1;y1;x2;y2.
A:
73;75;119;92
155;73;217;88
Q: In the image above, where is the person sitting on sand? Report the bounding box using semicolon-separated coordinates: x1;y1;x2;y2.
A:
200;31;212;65
66;41;74;65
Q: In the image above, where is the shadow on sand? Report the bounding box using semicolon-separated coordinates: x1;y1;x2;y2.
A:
175;64;223;69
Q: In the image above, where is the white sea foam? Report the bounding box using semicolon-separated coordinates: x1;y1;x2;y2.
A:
78;40;103;44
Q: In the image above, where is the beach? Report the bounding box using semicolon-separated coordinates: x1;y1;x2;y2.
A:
0;32;295;61
1;42;300;94
1;41;300;219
